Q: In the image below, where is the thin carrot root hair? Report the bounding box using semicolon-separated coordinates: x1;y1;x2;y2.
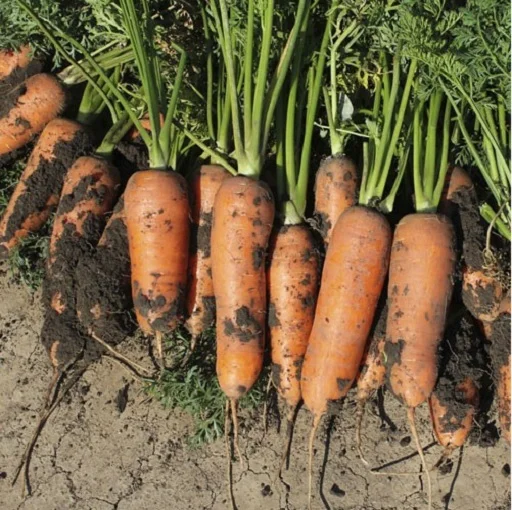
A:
180;335;198;368
355;399;369;466
89;331;151;377
308;414;322;510
224;399;236;510
230;398;245;469
155;331;166;374
407;407;432;510
430;447;454;472
276;404;298;480
262;375;273;434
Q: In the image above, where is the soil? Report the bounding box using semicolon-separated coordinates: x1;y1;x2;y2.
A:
0;130;93;257
0;82;26;119
0;273;509;510
0;59;43;96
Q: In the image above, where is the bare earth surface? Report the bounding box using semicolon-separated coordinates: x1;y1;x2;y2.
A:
1;273;510;510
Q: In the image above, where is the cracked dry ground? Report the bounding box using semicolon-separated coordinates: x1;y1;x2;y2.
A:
0;273;510;510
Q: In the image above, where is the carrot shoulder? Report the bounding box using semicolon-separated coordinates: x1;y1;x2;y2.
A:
0;74;66;156
0;118;91;257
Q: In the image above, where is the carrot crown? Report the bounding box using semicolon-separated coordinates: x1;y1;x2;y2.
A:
208;0;309;178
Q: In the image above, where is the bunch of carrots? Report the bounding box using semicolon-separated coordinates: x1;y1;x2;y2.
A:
0;0;509;508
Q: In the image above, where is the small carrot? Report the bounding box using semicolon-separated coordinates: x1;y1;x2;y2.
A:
0;118;92;257
124;170;190;366
438;166;474;217
313;154;358;245
267;223;319;471
301;206;391;506
355;303;387;465
185;164;230;351
0;74;66;156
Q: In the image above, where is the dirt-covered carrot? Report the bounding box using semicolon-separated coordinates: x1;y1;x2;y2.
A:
185;164;230;347
76;196;134;347
314;155;358;245
0;118;92;257
428;313;483;466
438;166;473;217
355;303;387;465
0;74;66;156
45;155;120;316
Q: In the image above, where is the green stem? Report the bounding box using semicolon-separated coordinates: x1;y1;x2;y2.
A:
200;5;215;141
244;0;255;148
497;97;507;149
423;89;443;200
432;99;452;207
96;111;134;159
413;99;426;211
275;97;286;204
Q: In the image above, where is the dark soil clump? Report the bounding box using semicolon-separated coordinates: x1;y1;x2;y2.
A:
0;82;26;119
112;139;149;186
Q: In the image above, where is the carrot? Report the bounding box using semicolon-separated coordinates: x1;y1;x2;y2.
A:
384;213;456;508
45;155;120;316
355;303;387;465
76;196;135;348
0;44;33;82
13;154;120;496
212;176;274;401
0;118;92;257
438;166;473;217
185;164;230;350
0;73;66;156
267;223;319;471
300;206;391;506
428;313;483;467
313;154;358;245
124;170;190;366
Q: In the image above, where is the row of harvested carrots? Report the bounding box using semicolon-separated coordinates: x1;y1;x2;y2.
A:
1;55;510;508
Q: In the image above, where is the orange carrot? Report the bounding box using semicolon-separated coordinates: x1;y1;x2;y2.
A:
0;74;66;156
185;164;230;349
384;213;456;509
355;303;387;465
300;206;391;506
313;155;358;245
438;166;473;217
0;118;91;257
124;170;190;366
212;176;274;401
267;223;319;471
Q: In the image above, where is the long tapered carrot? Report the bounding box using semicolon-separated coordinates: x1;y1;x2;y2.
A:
384;213;456;509
212;175;275;401
185;164;230;349
267;223;319;472
0;74;66;156
124;170;190;362
300;206;391;507
314;155;358;245
0;118;91;257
